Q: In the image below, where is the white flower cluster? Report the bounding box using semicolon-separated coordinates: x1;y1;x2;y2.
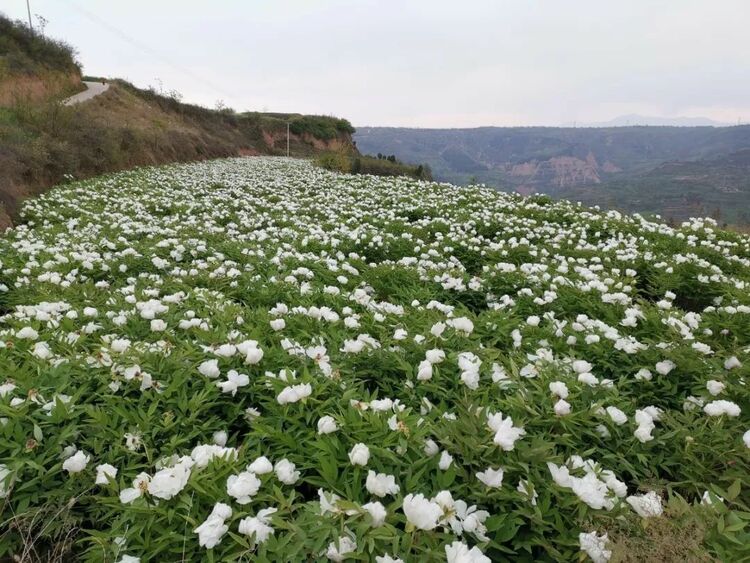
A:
0;157;748;561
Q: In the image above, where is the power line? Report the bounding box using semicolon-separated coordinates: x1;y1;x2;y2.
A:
64;1;236;103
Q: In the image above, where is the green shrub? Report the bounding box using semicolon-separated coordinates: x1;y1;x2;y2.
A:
0;15;80;75
290;115;355;139
316;151;352;173
318;153;433;181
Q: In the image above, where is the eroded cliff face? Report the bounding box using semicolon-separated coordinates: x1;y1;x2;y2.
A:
261;130;356;155
507;151;621;193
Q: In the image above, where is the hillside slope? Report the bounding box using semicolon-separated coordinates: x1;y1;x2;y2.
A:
0;14;81;105
0;15;356;229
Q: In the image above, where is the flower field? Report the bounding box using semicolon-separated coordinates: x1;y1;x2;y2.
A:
0;157;749;562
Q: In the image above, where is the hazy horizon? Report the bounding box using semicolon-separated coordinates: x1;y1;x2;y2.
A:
4;0;750;127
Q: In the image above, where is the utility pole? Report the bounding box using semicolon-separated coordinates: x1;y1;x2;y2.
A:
26;0;34;34
286;122;290;157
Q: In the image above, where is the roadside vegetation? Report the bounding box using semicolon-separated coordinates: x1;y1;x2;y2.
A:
0;15;79;76
317;151;433;180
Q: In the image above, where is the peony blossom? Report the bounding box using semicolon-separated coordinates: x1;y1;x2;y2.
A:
706;380;725;396
247;455;274;475
194;503;232;549
317;415;339;434
277;383;312;405
554;399;571;416
704;400;741;417
579;531;611;563
476;467;504;488
238;507;277;543
326;536;357;561
348;443;370;466
274;459;300;484
198;359;220;378
227;471;261;504
655;360;675;376
626;491;663;518
445;540;490;563
487;412;525;451
402;493;442;530
439;450;454;470
366;470;400;497
62;451;89;474
362;500;387;527
95;463;118;485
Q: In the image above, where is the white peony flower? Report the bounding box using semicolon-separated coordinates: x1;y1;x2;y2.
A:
326;536;357;561
554;399;571;416
655;360;675;375
605;406;628;426
227;471;261;504
16;326;39;340
317;415;339;434
148;458;192;499
62;451;89;474
704;400;741;417
362;500;387;527
119;472;150;503
424;439;439;456
706;380;725;396
447;316;474;335
445;541;490;563
194;502;232;549
476;467;504;488
439;450;454;470
238;507;277;543
0;465;12;498
95;463;118;485
348;443;370;466
425;348;446;364
549;381;569;399
247;456;273;475
198;359;220;378
579;531;612;563
402;493;442;530
277;383;312;405
365;470;400;497
626;491;663;518
417;360;434;381
487;412;525;451
724;356;741;370
274;459;300;484
190;444;238;468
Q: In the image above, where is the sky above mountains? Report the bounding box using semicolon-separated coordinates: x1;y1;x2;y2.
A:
5;0;750;127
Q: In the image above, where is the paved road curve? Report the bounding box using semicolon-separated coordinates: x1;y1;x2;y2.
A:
63;81;110;106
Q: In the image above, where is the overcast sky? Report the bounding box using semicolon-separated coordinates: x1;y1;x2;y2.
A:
5;0;750;127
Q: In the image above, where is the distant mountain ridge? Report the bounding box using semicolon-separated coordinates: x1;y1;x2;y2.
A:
562;114;733;128
354;124;750;224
